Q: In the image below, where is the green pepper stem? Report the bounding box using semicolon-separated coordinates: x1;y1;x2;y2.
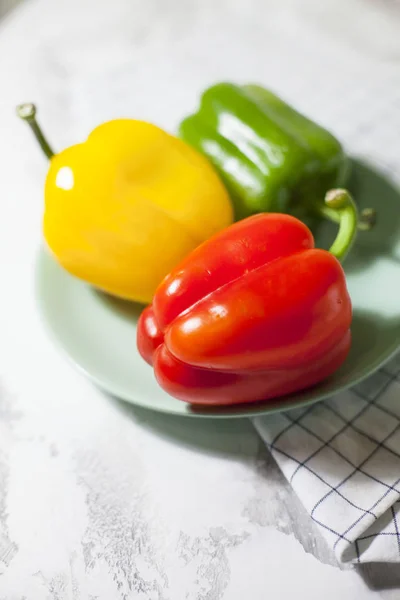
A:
315;189;358;261
358;208;377;231
16;103;54;159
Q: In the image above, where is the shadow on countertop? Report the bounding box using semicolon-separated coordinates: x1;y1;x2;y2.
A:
357;562;400;591
112;397;259;459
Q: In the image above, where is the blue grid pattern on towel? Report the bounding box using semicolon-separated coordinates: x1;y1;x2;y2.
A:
254;352;400;563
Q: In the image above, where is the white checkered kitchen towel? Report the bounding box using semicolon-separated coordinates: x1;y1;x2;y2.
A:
254;352;400;564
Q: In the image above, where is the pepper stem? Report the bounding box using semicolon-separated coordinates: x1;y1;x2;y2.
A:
16;103;54;159
359;208;377;231
315;189;358;261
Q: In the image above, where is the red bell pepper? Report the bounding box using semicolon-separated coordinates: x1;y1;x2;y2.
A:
137;201;352;406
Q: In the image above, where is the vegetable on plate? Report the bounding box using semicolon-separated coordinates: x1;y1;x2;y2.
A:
137;194;353;406
17;103;233;304
179;82;375;235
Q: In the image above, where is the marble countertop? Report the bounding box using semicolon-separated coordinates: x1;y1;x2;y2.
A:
1;0;400;597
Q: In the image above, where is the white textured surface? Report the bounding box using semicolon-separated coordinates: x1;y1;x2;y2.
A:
1;0;400;597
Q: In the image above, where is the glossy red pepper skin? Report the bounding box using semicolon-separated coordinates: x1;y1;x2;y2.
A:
137;305;164;366
137;214;352;406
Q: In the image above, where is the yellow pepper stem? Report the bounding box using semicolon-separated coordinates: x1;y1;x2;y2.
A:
16;103;54;160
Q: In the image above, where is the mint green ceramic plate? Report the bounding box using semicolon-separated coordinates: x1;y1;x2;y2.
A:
35;161;400;417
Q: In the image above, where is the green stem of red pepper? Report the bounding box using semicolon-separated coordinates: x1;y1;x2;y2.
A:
16;103;54;159
315;189;375;261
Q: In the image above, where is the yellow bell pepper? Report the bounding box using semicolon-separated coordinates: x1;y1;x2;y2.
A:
17;104;233;304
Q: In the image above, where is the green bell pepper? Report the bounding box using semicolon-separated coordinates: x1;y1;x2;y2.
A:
179;83;373;259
